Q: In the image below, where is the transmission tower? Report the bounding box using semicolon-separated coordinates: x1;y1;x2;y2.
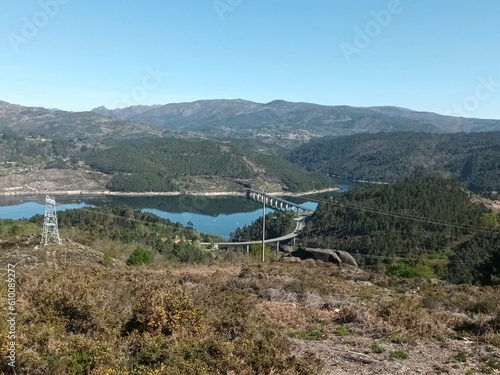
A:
41;195;61;245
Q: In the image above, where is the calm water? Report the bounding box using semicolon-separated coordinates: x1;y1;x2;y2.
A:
0;178;354;239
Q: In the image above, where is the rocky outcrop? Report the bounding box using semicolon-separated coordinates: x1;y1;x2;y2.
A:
282;246;358;268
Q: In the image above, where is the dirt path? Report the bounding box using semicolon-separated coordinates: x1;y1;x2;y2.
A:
293;335;500;374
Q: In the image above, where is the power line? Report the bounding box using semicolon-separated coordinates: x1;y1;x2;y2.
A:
2;191;498;245
1;196;497;268
1;196;494;238
300;195;499;234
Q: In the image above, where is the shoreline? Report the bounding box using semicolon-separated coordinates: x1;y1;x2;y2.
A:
329;174;389;185
0;187;340;198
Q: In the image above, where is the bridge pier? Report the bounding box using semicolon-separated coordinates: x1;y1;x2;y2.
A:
245;189;313;214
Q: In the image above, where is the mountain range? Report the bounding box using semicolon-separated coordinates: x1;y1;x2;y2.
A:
0;100;162;140
2;99;500;142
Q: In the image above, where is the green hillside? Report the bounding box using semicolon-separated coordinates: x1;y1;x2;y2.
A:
29;204;222;263
85;137;333;193
288;131;500;192
301;177;500;285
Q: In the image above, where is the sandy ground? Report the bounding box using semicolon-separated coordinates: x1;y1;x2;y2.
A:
0;169;110;195
293;335;500;375
471;195;500;213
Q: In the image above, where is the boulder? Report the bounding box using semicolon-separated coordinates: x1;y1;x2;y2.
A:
286;246;358;268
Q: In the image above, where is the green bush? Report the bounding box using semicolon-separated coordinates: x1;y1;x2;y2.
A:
249;243;275;262
335;325;350;336
480;212;498;229
387;262;436;279
172;242;206;263
371;342;384;354
290;327;327;341
127;247;155;266
390;350;409;360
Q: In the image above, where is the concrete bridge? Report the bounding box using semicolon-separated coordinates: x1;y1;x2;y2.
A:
245;189;313;213
201;216;306;250
201;190;313;250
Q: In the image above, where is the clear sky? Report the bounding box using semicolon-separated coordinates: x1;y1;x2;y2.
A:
1;0;499;118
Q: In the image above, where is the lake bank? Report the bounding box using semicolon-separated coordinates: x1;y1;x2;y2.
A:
0;187;339;198
0;195;321;239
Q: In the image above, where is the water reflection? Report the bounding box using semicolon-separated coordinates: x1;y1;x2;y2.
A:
0;178;354;238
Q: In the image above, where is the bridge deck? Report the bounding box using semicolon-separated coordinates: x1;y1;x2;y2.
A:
201;217;305;247
245;189;313;212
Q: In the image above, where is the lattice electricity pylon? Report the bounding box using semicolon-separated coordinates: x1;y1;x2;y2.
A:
41;195;61;245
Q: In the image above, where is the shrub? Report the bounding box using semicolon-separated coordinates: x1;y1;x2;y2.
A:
127;247;155;266
390;350;409;360
62;346;93;375
290;327;327;341
123;288;204;336
481;357;500;373
371;342;384;353
480;212;498;229
387;262;436;279
135;334;165;366
335;325;350;336
249;243;275;262
377;296;446;340
449;351;468;363
171;242;206;263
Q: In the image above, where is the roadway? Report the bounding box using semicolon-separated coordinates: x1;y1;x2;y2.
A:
200;215;308;247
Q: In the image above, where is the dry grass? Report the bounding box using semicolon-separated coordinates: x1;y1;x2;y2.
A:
0;258;499;374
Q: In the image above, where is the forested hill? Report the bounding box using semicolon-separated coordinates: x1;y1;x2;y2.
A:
288;131;500;192
85;138;333;193
29;205;222;263
302;177;500;285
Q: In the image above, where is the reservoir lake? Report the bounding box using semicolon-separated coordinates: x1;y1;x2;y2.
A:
0;178;354;239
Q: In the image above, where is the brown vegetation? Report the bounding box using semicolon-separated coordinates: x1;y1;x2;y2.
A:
0;253;499;374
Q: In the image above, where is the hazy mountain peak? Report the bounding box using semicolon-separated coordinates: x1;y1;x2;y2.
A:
3;99;500;143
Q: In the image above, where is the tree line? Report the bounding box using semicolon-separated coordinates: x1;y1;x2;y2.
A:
85;137;333;192
230;211;296;241
29;205;223;263
288;131;500;192
300;177;500;285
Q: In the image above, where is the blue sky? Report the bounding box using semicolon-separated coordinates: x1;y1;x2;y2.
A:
1;0;499;118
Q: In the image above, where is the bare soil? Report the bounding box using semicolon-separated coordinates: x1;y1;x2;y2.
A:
0;168;110;195
471;195;500;213
0;168;339;197
293;335;499;374
0;235;125;270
